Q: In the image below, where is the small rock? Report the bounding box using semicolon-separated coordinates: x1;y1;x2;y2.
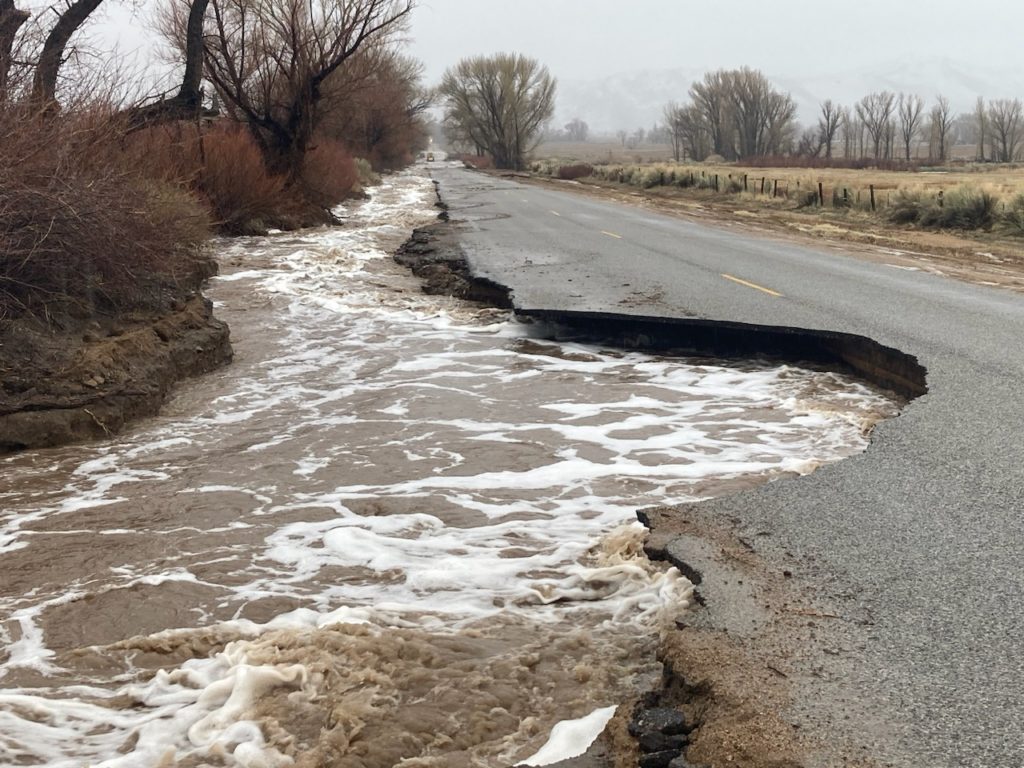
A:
639;731;689;753
629;707;692;737
83;378;99;388
82;331;102;343
93;375;105;386
639;750;680;768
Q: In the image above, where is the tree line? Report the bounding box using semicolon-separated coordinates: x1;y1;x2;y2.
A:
549;67;1022;166
0;0;432;317
802;93;1022;163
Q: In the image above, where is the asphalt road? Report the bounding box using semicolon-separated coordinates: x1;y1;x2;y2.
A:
432;165;1024;768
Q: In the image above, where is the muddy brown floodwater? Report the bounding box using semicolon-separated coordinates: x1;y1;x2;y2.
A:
0;170;899;768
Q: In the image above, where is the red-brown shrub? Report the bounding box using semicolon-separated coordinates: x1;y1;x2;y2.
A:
0;106;211;318
125;122;291;234
455;154;494;170
741;155;926;171
198;125;290;232
558;163;594;180
299;137;359;210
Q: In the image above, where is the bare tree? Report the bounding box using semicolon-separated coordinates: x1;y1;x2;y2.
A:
319;48;431;168
795;126;821;157
196;0;413;178
897;93;925;161
856;91;896;159
679;103;711;161
727;67;795;158
30;0;104;105
987;98;1023;162
929;96;954;161
839;106;855;159
0;0;29;102
564;117;588;142
687;68;795;160
615;129;627;147
690;69;732;158
439;53;555;171
975;96;988;161
134;0;212;125
663;102;684;161
817;99;841;158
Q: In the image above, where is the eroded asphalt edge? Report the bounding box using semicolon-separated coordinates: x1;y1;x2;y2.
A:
396;176;913;768
414;165;1024;768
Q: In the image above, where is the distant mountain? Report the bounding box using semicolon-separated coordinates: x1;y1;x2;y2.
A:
554;58;1024;134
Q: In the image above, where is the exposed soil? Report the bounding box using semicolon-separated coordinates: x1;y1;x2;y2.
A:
0;290;231;453
394;222;513;308
640;505;886;768
520;174;1024;294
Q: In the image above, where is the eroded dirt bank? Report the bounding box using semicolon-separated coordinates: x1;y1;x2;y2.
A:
0;290;231;453
397;216;910;768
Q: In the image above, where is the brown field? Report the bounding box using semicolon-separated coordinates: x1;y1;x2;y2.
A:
537;140;675;164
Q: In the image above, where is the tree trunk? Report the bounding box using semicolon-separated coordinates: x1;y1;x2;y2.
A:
177;0;208;109
0;0;29;102
31;0;104;106
124;0;210;129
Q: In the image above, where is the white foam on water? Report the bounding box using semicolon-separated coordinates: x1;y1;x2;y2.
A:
0;170;899;766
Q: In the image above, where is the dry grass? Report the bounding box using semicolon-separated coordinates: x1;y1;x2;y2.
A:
537;140;675;165
125;123;296;235
0;106;212;318
698;164;1024;202
533;150;1024;231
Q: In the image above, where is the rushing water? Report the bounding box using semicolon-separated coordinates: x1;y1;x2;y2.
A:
0;170;898;768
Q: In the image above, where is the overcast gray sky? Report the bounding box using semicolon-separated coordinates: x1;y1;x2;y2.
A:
404;0;1024;129
407;0;1024;84
84;0;1024;129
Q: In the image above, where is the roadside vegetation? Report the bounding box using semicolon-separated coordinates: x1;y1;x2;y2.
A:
512;66;1024;238
529;158;1024;236
0;0;429;320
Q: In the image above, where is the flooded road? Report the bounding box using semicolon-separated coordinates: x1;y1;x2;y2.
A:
0;171;897;767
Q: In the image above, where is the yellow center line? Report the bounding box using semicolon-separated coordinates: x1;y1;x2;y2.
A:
550;210;561;217
601;230;623;239
721;273;784;298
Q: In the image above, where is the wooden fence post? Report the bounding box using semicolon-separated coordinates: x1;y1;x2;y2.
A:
870;184;876;211
819;181;825;207
744;174;748;192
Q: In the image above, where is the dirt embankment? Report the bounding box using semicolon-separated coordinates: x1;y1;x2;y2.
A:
0;288;231;454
